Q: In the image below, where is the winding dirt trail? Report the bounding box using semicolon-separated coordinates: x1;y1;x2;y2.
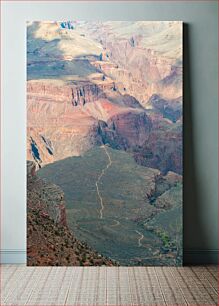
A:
135;230;144;247
96;145;112;219
111;220;120;227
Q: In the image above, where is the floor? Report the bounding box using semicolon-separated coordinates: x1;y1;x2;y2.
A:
1;265;218;305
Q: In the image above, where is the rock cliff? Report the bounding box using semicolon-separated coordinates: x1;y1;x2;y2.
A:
27;161;67;226
84;21;182;106
27;79;153;167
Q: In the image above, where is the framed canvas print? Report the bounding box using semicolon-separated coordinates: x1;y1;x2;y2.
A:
27;21;183;266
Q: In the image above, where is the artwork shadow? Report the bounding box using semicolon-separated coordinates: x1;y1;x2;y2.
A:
183;23;207;265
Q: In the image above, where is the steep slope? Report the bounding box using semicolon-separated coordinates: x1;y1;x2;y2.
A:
27;21;103;63
144;184;183;266
27;161;118;266
133;113;182;175
27;161;67;225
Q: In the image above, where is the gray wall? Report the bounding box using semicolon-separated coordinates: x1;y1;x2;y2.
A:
1;1;218;263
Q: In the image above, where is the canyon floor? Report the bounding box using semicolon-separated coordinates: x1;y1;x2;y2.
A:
38;146;182;266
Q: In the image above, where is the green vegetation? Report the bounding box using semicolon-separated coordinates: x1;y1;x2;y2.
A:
144;202;182;264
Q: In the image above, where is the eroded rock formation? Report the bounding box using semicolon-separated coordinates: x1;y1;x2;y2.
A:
27;21;182;175
27;79;153;167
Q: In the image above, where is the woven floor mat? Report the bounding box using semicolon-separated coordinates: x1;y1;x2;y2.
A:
1;265;218;305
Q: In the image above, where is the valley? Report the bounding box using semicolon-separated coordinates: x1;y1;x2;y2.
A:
38;146;182;265
27;21;183;265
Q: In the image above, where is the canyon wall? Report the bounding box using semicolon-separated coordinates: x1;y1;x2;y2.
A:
27;21;182;174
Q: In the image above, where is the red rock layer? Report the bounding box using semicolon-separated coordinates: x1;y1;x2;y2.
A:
27;80;152;167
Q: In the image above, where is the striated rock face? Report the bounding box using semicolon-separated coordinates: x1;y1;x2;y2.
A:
84;21;182;106
27;79;116;107
130;103;182;175
27;22;182;172
27;80;103;166
91;53;180;106
106;110;152;148
27;161;118;266
27;79;153;167
27;160;67;226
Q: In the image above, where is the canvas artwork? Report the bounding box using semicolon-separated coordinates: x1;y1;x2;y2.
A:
27;21;183;266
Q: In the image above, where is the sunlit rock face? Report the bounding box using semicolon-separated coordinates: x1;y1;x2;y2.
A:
27;78;152;167
83;21;182;106
27;21;182;174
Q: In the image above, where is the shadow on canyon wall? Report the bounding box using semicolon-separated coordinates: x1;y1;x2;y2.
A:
27;22;101;80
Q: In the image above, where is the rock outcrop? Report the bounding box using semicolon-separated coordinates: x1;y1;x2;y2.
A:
27;79;153;167
148;94;182;123
132;110;182;175
27;160;67;226
27;79;116;107
106;110;152;148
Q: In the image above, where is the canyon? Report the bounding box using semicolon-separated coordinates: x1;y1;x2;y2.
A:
27;21;183;266
27;21;182;175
